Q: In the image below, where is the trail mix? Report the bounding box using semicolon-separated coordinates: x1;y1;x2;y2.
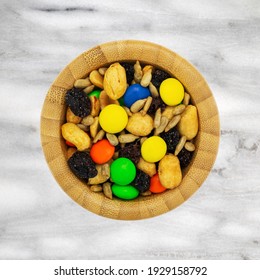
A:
61;61;198;200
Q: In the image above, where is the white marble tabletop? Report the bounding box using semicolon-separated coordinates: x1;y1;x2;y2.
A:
0;0;260;260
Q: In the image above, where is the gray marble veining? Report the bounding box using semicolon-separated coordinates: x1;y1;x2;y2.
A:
0;0;260;260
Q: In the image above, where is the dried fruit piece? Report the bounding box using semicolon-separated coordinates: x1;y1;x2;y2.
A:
68;151;97;179
121;62;134;84
178;148;193;168
132;169;150;193
158;154;182;189
118;142;141;165
147;96;166;115
151;69;171;88
103;63;127;100
160;127;180;153
65;88;91;118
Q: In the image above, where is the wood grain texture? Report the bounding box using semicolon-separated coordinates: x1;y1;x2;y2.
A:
40;40;220;220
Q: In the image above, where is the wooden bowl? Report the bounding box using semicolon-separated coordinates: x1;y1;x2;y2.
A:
41;40;220;220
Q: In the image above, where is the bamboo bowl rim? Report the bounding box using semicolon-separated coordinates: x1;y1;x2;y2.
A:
40;40;220;220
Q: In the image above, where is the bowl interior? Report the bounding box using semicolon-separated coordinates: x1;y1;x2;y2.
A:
41;40;220;220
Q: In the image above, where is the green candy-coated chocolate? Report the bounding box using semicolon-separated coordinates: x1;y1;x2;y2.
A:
88;89;101;98
112;184;139;200
118;97;125;106
110;157;136;185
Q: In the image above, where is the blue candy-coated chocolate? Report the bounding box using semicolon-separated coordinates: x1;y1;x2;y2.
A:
123;84;151;108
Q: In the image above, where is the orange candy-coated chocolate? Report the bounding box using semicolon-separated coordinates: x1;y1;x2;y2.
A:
149;173;167;193
90;139;115;164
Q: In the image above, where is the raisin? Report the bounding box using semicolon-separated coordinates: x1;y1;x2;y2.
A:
132;169;150;193
178;148;193;168
121;62;134;84
151;69;171;88
68;151;97;179
160;128;180;153
65;87;91;117
118;142;141;165
147;96;166;115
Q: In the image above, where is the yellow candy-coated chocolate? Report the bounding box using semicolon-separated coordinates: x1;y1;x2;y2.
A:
99;104;128;133
159;78;184;106
141;136;167;163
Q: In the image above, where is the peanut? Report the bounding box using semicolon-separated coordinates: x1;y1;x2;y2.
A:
137;157;156;177
61;123;91;151
177;105;198;140
89;70;104;89
126;112;154;136
99;90;119;109
66;107;82;124
158;154;182;189
74;78;92;88
103;63;127;100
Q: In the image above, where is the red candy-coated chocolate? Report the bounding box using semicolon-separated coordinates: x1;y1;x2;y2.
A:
66;140;76;147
